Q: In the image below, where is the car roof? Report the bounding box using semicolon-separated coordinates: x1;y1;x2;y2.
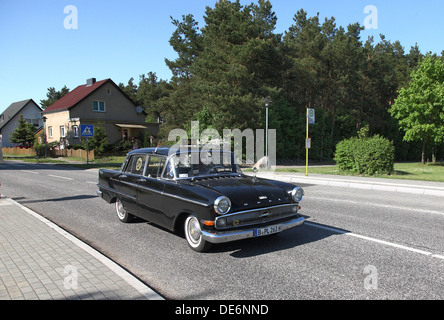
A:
127;146;231;157
127;147;171;156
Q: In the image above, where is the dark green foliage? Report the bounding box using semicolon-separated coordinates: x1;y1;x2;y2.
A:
116;0;442;162
40;86;70;110
85;121;108;156
335;135;395;175
10;114;35;146
390;55;444;163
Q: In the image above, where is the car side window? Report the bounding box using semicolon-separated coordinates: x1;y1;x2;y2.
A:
145;156;166;178
124;155;146;175
163;158;176;179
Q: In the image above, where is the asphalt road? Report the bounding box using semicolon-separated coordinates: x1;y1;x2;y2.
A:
1;160;443;299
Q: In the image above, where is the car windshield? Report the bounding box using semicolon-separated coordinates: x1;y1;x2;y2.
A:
165;151;242;179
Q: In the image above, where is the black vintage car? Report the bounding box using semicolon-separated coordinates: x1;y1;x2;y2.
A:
97;146;304;252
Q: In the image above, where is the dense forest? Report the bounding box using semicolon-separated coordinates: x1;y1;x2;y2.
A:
116;0;442;163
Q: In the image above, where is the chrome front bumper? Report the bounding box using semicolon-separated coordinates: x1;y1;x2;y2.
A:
201;216;305;244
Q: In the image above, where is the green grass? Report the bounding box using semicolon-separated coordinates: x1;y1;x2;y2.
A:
69;156;126;170
277;162;444;182
4;155;126;170
387;162;444;182
4;155;68;164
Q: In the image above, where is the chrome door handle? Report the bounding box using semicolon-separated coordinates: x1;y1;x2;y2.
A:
137;178;147;183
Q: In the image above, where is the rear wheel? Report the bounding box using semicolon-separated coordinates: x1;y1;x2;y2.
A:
184;215;213;252
115;198;133;223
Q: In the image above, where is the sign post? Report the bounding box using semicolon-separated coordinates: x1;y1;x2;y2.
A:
80;125;94;164
306;108;315;176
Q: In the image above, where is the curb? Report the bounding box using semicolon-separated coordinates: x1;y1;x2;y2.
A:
3;196;164;300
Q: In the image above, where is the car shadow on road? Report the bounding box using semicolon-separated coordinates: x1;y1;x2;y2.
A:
132;214;350;258
209;216;349;258
14;194;97;204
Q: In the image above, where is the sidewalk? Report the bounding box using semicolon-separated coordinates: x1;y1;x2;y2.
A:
0;196;164;300
254;171;444;197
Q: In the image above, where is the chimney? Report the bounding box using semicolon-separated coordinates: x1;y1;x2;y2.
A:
86;78;96;86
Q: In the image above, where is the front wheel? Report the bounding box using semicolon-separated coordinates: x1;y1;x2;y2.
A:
184;215;213;252
115;198;133;223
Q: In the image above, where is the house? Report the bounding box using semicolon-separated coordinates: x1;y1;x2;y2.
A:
0;99;42;147
42;78;157;148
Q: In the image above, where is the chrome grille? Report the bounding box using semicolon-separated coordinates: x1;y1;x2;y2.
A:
215;204;298;229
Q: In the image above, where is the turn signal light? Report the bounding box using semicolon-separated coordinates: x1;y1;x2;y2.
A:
203;220;214;226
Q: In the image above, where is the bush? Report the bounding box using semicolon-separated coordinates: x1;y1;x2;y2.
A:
67;144;85;150
334;135;395;175
84;122;108;156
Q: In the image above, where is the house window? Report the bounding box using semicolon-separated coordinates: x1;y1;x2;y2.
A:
73;125;79;138
48;126;53;138
60;125;66;138
106;89;111;95
93;101;105;112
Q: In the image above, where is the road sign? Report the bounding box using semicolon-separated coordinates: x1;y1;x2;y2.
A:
80;125;94;137
306;138;311;149
307;108;315;125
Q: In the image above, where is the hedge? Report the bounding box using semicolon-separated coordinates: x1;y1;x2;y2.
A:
334;135;395;175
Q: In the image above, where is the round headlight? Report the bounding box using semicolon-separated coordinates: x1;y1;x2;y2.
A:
291;187;304;202
214;196;231;215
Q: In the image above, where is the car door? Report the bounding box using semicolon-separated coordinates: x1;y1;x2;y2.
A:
116;154;147;216
136;155;167;225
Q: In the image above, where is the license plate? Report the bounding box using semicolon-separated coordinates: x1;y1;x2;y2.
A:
254;224;283;237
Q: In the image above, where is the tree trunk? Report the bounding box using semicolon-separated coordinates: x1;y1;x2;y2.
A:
432;145;436;163
421;139;427;164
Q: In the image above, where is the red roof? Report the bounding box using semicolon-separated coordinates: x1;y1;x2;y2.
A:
43;79;110;113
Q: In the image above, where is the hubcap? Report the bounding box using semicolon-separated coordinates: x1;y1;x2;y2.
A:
116;200;125;219
187;217;201;244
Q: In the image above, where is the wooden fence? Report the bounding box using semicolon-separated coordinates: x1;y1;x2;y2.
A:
2;147;94;161
2;147;36;157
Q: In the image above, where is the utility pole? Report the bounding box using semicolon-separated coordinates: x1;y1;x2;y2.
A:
0;134;3;163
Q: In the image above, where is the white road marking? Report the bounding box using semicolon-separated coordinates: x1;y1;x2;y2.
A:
48;174;73;181
305;222;443;260
20;170;39;174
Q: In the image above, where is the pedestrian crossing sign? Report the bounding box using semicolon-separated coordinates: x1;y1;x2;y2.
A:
80;125;94;137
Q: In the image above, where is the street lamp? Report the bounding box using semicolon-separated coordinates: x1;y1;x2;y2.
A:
264;97;272;169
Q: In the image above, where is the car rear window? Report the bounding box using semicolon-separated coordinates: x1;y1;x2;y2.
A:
124;155;146;175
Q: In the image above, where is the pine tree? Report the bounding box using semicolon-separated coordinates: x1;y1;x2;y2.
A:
192;0;281;132
40;86;70;109
10;114;36;147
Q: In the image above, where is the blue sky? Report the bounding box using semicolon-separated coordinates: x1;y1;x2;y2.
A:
1;0;443;114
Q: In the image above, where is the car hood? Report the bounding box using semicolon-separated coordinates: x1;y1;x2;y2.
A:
191;175;291;211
